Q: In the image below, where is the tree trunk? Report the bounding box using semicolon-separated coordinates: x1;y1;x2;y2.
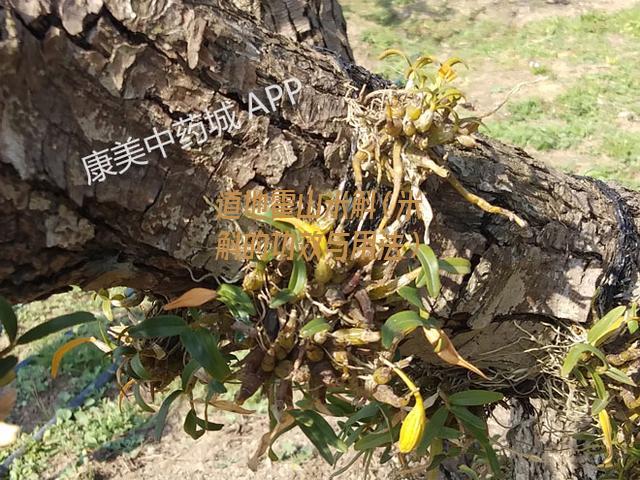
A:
1;1;638;478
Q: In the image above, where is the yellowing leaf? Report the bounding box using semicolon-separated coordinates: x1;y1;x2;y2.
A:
51;337;108;378
598;409;614;466
208;399;255;415
248;412;296;471
588;305;626;347
422;327;488;379
164;288;218;310
273;217;328;255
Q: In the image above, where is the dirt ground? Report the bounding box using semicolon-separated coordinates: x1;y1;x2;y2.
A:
90;401;398;480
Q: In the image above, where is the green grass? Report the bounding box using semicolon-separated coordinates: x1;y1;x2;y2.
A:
1;291;150;480
3;399;146;480
343;2;640;188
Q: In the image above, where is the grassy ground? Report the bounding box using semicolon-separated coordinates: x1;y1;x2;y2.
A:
343;0;640;188
1;291;149;479
3;1;640;478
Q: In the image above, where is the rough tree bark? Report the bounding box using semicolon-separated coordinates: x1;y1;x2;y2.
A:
1;1;638;478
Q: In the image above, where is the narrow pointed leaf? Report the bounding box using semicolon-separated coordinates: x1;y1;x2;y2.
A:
414;245;441;297
300;317;331;338
354;424;401;451
217;284;256;317
397;287;423;310
588;305;626;346
130;353;152;380
127;315;187;338
289;257;308;295
269;289;296;308
133;383;156;413
209;399;255;415
180;328;230;381
561;343;607;377
449;406;486;432
381;310;424;348
153;389;183;440
592;396;610;416
183;408;205;439
438;258;472;275
0;357;18;382
0;297;17;344
51;337;102;378
164;288;218;310
181;359;199;390
290;409;347;464
17;311;96;345
449;390;504;406
603;366;636;387
417;406;449;455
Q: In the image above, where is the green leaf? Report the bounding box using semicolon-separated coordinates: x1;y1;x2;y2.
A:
438;258;471;275
180;328;230;381
181;359;200;390
414;245;441;298
417;406;449;455
205;380;227;402
592;396;610;416
603;366;636;387
290;409;347;464
133;383;156;413
588;305;626;346
590;369;607;400
397;287;423;310
17;311;96;345
269;290;296;308
289;257;308;295
627;303;638;334
458;465;481;480
217;284;256;319
452;409;501;475
0;296;18;344
354;424;401;451
127;315;187;339
183;408;222;438
381;310;424;349
440;427;463;439
269;257;307;308
153;390;183;441
193;413;224;431
130;353;152;380
325;394;357;416
561;343;607;377
183;408;205;439
342;402;381;432
300;317;331;338
102;299;113;322
0;356;18;381
449;406;486;431
449;390;504;406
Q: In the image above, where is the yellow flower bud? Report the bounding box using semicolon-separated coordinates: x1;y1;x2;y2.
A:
414;109;433;133
398;394;426;453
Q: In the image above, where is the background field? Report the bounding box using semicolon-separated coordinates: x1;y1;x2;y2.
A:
2;1;639;478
